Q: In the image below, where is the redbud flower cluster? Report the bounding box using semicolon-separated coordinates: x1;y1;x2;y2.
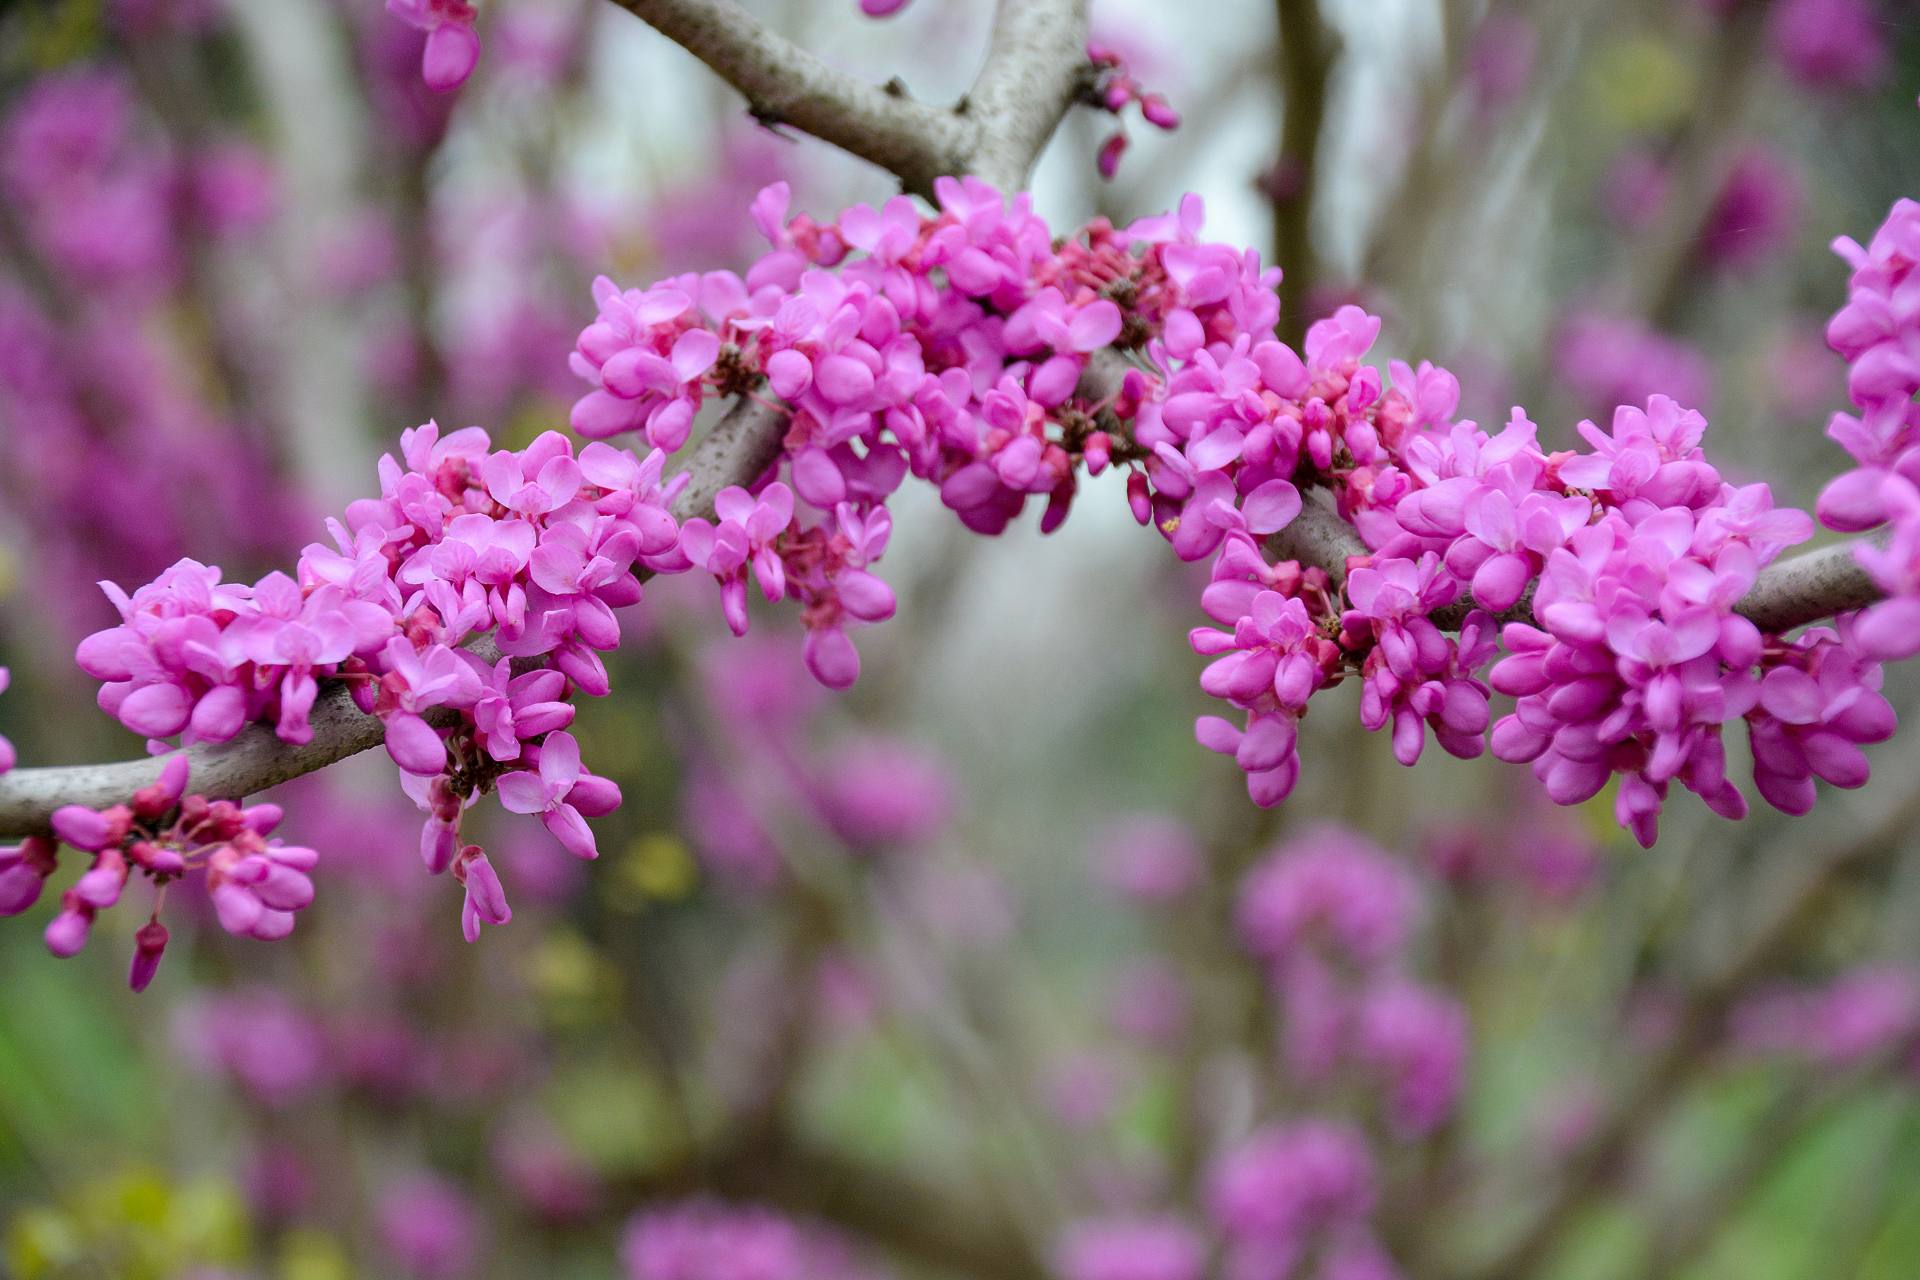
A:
1143;237;1885;842
1238;827;1466;1137
1819;199;1920;665
3;756;311;990
41;176;1920;988
71;422;659;969
621;1200;888;1280
569;176;1152;687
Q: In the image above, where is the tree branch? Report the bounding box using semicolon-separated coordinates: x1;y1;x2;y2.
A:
964;0;1091;190
603;0;1088;195
1731;541;1881;634
1270;0;1335;348
601;0;971;195
1460;784;1920;1280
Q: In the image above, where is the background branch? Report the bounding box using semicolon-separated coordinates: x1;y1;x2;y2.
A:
1270;0;1335;347
602;0;971;195
964;0;1091;189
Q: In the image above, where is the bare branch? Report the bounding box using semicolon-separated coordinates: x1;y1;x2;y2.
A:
1462;783;1920;1280
604;0;1090;194
600;0;970;195
965;0;1092;189
1270;0;1336;348
1732;541;1881;634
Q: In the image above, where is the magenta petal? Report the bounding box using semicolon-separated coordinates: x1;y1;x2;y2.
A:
211;883;262;936
384;712;447;776
1239;480;1302;535
120;682;191;737
541;802;599;860
804;626;861;689
1194;715;1242;754
495;770;551;815
421;21;480;92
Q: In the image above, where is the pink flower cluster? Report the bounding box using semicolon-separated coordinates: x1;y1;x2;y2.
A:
1055;1215;1206;1280
569;177;1164;685
1733;965;1920;1072
1765;0;1887;92
42;174;1920;1004
1086;41;1181;178
1237;827;1465;1137
7;756;315;989
1207;1120;1390;1280
71;422;671;968
1472;398;1855;845
1187;293;1885;843
1818;199;1920;664
621;1201;888;1280
386;0;482;92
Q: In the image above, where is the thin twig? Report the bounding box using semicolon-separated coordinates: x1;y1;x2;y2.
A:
1462;784;1920;1280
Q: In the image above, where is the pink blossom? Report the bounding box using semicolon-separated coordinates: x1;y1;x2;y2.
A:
452;844;511;942
379;1174;484;1279
386;0;482;92
1356;981;1469;1136
1766;0;1887;92
679;483;795;637
1207;1120;1376;1249
496;731;613;860
1237;826;1418;970
1055;1216;1206;1280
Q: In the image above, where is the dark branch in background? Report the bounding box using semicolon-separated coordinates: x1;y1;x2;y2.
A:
1461;785;1920;1280
1268;0;1335;348
608;1127;1048;1280
1629;0;1768;328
